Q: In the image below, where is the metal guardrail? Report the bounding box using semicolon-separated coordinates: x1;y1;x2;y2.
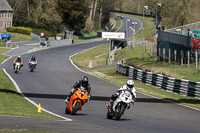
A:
166;21;200;35
117;63;200;99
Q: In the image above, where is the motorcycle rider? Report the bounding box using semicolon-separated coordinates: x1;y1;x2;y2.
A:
13;56;24;70
28;55;37;67
65;76;91;104
107;79;136;109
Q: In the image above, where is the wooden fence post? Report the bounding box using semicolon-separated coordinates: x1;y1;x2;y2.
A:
188;50;190;68
159;48;161;61
169;48;171;63
163;48;165;61
181;50;183;65
174;50;176;64
196;50;198;69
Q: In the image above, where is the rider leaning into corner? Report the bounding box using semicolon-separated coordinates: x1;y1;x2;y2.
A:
65;76;91;104
107;79;136;109
13;55;24;70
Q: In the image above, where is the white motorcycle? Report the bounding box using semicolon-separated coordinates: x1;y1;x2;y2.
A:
14;62;21;73
107;90;134;120
29;61;36;72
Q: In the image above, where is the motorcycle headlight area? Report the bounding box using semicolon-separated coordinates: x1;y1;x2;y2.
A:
124;91;131;97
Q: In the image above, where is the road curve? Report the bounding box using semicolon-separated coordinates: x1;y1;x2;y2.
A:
1;16;200;133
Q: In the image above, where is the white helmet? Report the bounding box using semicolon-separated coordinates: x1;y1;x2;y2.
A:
127;80;134;89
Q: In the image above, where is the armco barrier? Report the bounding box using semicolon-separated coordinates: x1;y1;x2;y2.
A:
117;64;200;99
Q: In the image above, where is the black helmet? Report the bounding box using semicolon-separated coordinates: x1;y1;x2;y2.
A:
82;76;88;87
32;55;35;60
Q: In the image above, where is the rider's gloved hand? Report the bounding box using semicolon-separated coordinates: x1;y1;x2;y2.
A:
133;97;136;102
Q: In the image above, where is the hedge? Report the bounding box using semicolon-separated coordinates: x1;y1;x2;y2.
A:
7;27;32;35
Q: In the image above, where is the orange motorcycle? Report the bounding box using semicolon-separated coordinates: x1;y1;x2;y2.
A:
65;87;88;115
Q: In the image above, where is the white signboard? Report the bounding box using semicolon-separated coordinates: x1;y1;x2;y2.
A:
102;32;125;39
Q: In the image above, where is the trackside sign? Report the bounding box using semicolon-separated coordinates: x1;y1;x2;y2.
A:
102;32;125;39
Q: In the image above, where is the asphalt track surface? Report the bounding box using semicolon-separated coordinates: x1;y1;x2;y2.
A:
1;16;200;133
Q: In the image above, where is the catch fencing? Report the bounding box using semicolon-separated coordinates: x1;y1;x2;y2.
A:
117;63;200;99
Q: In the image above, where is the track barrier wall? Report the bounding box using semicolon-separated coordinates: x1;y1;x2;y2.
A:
117;63;200;99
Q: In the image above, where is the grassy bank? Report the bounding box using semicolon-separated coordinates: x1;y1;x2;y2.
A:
111;17;121;32
71;44;109;68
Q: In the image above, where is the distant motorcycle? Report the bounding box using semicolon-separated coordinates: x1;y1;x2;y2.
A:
65;87;88;115
107;90;134;120
14;62;21;73
29;61;36;72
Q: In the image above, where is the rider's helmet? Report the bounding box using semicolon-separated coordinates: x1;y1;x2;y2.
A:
17;56;21;61
82;76;89;88
126;80;134;89
31;55;35;60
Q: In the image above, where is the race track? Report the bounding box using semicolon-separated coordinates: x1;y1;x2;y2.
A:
2;16;200;133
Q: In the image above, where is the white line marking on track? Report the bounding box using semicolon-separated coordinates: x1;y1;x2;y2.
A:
2;69;72;121
1;56;12;65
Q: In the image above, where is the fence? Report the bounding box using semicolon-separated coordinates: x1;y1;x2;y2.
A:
117;63;200;99
146;41;200;68
31;32;40;41
166;22;200;35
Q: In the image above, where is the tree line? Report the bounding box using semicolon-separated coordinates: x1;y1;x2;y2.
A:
8;0;200;35
7;0;113;35
114;0;200;29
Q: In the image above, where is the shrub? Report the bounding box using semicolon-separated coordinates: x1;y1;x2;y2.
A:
7;27;32;35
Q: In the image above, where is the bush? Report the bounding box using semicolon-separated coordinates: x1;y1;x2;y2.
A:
7;27;32;35
31;27;56;37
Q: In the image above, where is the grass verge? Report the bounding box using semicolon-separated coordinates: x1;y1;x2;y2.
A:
71;44;109;68
111;17;121;32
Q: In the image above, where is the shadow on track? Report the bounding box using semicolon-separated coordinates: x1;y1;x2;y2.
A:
1;91;194;105
20;93;193;104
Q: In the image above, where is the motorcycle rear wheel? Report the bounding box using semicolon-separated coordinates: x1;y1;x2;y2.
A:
71;101;80;115
107;111;113;119
15;69;18;73
65;107;70;114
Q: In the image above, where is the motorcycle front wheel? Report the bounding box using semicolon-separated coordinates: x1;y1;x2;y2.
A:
115;103;126;120
71;101;80;115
